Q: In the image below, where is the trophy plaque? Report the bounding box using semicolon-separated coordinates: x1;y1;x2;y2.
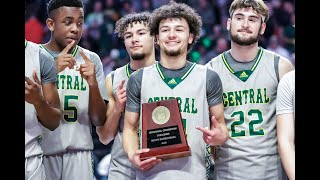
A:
140;98;191;160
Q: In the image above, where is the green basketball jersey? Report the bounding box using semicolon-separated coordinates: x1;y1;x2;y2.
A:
206;48;286;180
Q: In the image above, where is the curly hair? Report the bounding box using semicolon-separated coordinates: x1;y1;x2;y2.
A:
149;1;202;52
47;0;83;18
229;0;269;22
114;11;152;39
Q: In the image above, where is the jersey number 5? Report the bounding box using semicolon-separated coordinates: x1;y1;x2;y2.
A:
63;95;78;122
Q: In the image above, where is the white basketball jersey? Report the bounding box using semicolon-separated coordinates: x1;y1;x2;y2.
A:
206;48;286;180
137;62;210;180
40;45;107;155
25;40;42;158
108;64;136;179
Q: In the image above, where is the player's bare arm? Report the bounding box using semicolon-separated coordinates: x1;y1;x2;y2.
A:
123;110;162;171
55;40;77;72
277;113;295;180
279;58;294;80
25;70;60;131
196;103;228;146
79;50;107;126
97;77;126;144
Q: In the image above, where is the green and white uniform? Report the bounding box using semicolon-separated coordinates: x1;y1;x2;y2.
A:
25;40;57;180
39;45;108;180
108;63;136;180
206;48;287;180
126;61;223;180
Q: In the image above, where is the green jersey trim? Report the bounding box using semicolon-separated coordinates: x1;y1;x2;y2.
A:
125;63;132;78
25;40;28;49
221;47;264;82
155;62;196;89
40;44;79;59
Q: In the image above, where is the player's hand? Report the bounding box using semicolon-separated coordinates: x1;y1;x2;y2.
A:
77;50;97;86
25;69;44;106
128;148;162;171
196;115;226;146
55;40;77;72
114;79;126;114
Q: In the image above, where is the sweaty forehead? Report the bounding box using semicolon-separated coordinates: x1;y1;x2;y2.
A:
52;6;84;19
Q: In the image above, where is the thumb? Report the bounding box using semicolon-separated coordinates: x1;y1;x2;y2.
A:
119;79;125;90
61;40;75;54
211;115;219;129
32;69;41;85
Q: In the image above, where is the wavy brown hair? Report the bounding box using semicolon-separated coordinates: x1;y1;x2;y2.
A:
149;1;202;52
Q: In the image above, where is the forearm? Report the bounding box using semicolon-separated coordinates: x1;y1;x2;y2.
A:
278;140;295;180
123;111;140;156
97;108;122;145
123;126;139;156
34;100;60;131
89;85;107;126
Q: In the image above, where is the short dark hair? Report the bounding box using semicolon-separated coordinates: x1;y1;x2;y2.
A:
47;0;83;17
149;1;202;52
229;0;269;22
114;11;152;39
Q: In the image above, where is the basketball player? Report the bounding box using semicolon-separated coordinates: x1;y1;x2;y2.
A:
38;0;108;179
25;39;60;179
122;2;228;179
205;0;294;179
96;12;156;179
276;70;295;180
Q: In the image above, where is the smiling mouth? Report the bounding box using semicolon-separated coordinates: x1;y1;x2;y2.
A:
166;41;179;45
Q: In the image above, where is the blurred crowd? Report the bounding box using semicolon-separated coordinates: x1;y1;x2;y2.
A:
25;0;295;179
25;0;295;76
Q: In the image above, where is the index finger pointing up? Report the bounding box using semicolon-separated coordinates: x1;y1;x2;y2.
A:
79;49;92;63
60;40;75;54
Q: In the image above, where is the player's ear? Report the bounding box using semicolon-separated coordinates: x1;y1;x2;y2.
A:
46;18;54;32
227;18;231;31
259;22;266;35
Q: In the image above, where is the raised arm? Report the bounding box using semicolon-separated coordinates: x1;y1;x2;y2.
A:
97;75;126;145
79;50;107;126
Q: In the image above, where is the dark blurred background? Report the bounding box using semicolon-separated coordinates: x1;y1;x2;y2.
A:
25;0;295;179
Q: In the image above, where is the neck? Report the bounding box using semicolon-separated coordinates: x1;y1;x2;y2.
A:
44;38;67;52
159;51;187;70
230;42;260;62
